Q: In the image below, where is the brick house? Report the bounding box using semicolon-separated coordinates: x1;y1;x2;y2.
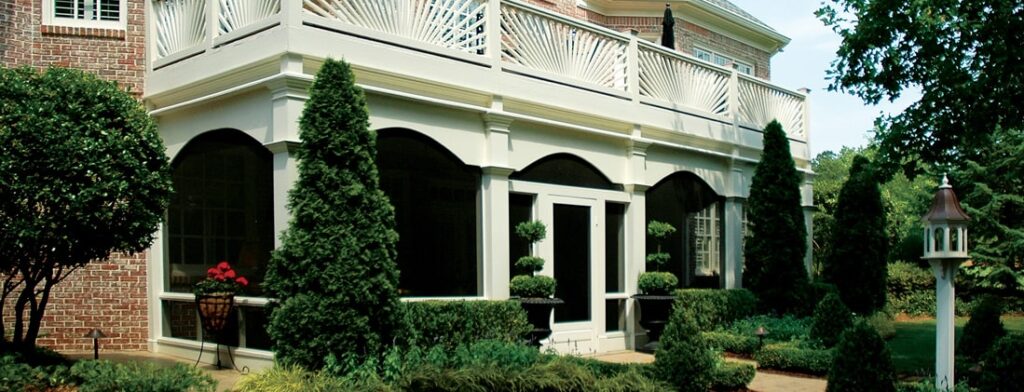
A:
2;0;813;369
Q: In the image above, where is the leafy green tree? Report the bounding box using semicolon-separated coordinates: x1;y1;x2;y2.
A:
817;0;1024;173
823;155;887;314
265;59;404;370
812;147;935;269
744;120;808;314
0;67;172;348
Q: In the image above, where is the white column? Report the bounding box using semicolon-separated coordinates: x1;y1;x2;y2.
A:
266;60;308;246
930;260;958;391
481;112;514;299
625;135;649;349
723;199;744;288
801;173;815;275
723;160;745;288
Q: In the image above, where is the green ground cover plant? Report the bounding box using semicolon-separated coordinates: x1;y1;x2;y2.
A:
0;355;216;392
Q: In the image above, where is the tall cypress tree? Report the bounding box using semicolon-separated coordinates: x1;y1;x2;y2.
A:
744;120;808;314
264;59;404;370
824;155;887;314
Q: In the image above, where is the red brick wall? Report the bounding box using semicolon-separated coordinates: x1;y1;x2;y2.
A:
0;0;146;93
0;0;149;351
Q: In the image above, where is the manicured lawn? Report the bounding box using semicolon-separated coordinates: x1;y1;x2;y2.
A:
889;316;1024;375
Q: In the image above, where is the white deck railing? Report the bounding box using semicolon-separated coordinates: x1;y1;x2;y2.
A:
150;0;808;140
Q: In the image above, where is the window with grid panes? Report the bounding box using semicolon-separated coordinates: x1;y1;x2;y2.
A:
689;202;721;276
46;0;125;28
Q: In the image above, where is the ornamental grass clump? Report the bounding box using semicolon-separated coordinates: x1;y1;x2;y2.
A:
637;221;679;295
264;59;404;371
509;221;556;298
193;261;249;296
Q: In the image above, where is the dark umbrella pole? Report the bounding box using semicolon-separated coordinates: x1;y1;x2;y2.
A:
661;4;675;49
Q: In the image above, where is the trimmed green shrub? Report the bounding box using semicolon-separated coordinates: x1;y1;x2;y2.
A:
701;331;760;355
958;295;1006;359
637;272;678;295
514;256;546;274
810;293;854;347
711;361;756;391
403;300;531;351
865;311;896;340
515;221;547;243
676;289;758;331
826;320;897;392
754;342;833;375
728;314;812;342
794;281;839;316
979;334;1024;392
743;120;810;315
824;155;888;315
654;303;716;392
510;275;557;298
70;360;217;392
265;59;404;370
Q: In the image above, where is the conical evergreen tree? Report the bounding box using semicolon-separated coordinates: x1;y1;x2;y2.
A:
823;155;887;314
265;59;404;370
744;120;809;314
655;303;716;392
827;320;897;392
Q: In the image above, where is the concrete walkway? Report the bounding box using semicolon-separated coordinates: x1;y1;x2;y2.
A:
591;351;827;392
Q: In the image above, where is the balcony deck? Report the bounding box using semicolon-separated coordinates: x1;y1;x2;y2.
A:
145;0;810;162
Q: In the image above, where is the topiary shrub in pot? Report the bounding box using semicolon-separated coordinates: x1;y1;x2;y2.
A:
634;221;680;352
509;220;562;347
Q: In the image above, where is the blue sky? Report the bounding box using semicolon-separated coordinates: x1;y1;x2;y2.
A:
730;0;921;157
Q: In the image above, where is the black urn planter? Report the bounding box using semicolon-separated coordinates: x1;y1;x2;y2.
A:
632;294;676;353
517;297;564;348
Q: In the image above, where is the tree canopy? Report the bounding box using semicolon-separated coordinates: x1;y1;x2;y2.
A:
818;0;1024;174
0;67;172;348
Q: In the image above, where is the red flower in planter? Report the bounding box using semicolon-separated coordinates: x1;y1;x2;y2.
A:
194;261;249;296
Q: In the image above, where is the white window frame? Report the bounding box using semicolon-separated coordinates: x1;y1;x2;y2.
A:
43;0;127;30
693;46;754;76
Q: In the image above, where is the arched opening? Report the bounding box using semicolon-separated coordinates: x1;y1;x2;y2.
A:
377;129;481;297
646;172;723;288
166;129;274;296
511;153;620;190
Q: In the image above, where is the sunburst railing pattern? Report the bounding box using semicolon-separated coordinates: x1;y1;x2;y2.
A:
149;0;808;140
303;0;489;55
500;2;628;91
737;76;806;138
218;0;280;35
153;0;207;59
638;43;731;117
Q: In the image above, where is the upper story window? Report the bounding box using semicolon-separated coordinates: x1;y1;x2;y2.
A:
44;0;127;29
694;47;754;76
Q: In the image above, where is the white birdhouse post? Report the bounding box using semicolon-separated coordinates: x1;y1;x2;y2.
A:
921;175;971;391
